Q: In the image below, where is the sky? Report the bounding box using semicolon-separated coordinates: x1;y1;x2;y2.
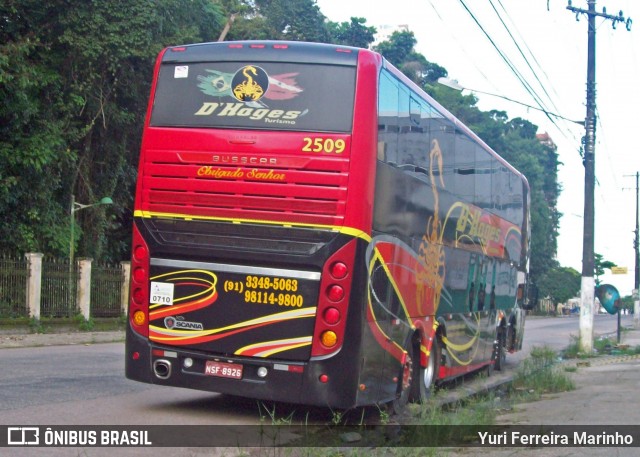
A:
317;0;639;297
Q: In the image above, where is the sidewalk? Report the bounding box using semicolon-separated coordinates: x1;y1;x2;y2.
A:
454;326;640;457
0;330;124;349
493;324;640;425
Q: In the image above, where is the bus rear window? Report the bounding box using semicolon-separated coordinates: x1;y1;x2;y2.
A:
150;61;356;132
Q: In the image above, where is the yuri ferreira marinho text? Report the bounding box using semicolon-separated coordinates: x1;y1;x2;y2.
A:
478;431;634;446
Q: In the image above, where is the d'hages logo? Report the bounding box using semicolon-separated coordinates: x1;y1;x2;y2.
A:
231;65;269;102
164;316;204;331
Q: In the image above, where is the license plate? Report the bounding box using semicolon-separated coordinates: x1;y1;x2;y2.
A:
204;361;243;379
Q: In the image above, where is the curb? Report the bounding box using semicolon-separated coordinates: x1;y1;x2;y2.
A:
0;330;125;349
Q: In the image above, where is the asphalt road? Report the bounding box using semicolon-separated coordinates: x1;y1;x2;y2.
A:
0;314;630;427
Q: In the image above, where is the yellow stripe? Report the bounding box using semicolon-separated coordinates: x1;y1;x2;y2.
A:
441;335;481;366
235;337;313;357
370;248;416;331
441;334;478;352
257;342;311;357
235;336;312;354
366;254;406;355
150;307;315;341
134;210;372;242
149;269;218;304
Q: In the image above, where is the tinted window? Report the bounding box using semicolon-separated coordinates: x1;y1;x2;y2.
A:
378;71;400;163
151;62;356;132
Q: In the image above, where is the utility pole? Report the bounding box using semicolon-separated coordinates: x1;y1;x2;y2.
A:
636;172;640;326
626;172;640;326
566;0;631;353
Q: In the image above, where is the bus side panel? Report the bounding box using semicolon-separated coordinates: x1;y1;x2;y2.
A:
371;162;524;381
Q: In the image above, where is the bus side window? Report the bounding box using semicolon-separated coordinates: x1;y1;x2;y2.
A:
516;283;524;305
410;96;422;126
378;70;399;165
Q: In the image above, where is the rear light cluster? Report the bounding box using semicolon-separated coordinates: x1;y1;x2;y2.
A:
311;239;357;357
129;224;150;337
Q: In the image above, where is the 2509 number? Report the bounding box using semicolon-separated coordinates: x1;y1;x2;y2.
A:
302;137;346;154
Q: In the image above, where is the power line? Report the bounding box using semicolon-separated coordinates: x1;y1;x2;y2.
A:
489;0;584;150
489;0;560;115
457;0;565;136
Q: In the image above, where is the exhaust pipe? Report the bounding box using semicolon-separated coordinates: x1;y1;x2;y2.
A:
153;359;172;379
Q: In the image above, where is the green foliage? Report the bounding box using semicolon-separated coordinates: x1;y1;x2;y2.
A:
246;0;330;42
74;314;95;331
513;346;575;398
594;253;616;285
619;294;635;312
0;0;562;284
0;0;224;260
28;318;45;334
537;265;581;305
374;30;447;85
374;30;417;66
562;335;586;359
327;17;376;48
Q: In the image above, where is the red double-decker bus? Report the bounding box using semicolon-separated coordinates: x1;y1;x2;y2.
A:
126;41;533;410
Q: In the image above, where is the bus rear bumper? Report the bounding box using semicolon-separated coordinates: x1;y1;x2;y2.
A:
125;326;359;409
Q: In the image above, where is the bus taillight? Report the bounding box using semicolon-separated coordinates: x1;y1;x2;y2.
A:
311;239;357;357
132;267;145;283
330;262;348;279
323;307;341;325
327;284;344;302
129;223;150;337
320;331;338;347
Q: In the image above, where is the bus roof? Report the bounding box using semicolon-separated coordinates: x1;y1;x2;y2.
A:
161;41;360;66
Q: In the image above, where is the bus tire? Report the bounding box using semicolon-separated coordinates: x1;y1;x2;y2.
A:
494;329;507;371
410;336;439;403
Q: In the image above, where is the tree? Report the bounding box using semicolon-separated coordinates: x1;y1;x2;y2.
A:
1;1;75;254
374;30;416;66
537;265;581;306
215;0;252;41
594;253;616;286
0;0;225;261
619;295;634;314
374;30;447;85
327;17;376;48
245;0;330;42
0;0;564;279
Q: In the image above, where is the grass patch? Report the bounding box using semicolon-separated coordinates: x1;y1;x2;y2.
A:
511;346;575;401
593;336;640;356
409;394;497;426
1;316;126;334
562;334;640;359
253;348;582;456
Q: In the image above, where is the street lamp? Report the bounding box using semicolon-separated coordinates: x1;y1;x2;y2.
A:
68;194;113;279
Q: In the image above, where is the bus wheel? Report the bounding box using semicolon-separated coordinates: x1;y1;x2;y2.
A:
494;329;507;371
389;350;413;415
410;337;440;403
